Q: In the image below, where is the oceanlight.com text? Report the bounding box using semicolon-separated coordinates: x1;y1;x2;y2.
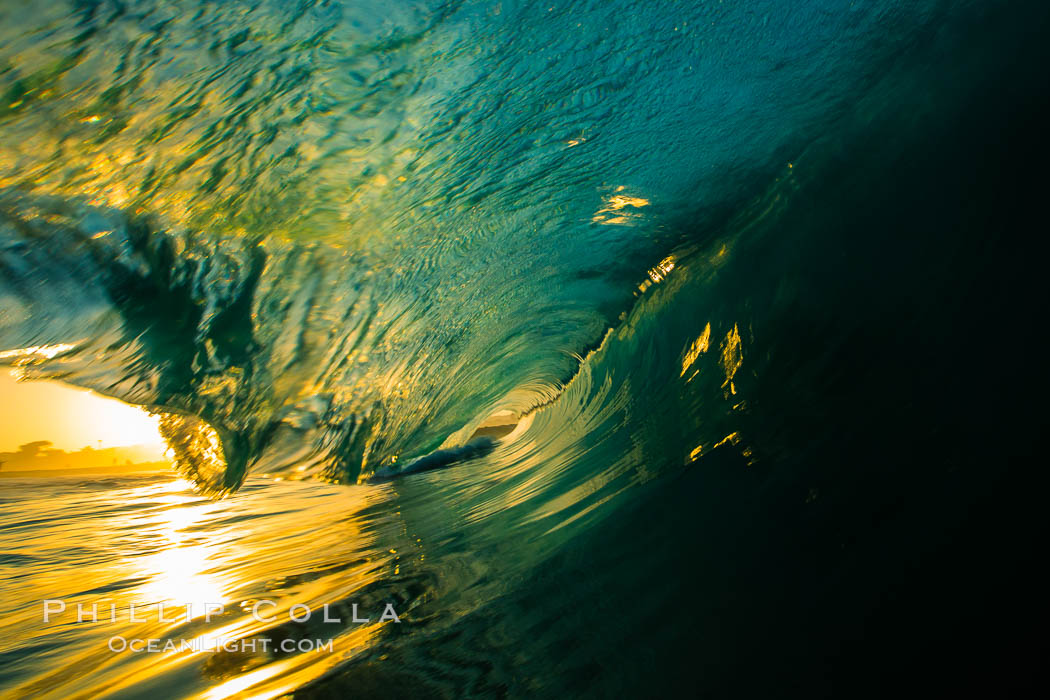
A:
107;636;335;654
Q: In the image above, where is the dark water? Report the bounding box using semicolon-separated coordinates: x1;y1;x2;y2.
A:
1;0;1047;697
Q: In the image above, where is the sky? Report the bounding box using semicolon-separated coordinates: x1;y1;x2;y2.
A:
0;371;165;453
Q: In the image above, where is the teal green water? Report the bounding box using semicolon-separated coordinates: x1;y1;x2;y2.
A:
1;0;1048;697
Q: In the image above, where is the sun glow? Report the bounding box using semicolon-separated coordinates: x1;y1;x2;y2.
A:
0;372;166;454
79;391;166;449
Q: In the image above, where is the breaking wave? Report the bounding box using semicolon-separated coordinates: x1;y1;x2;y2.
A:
2;0;1049;696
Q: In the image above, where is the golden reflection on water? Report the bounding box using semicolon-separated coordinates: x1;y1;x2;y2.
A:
132;480;230;619
0;473;400;699
592;187;651;225
680;322;712;377
720;323;743;395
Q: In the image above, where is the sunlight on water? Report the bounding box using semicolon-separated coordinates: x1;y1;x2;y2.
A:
134;490;230;617
0;472;404;698
592;188;651;225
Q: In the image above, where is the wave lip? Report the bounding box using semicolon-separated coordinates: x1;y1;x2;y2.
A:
367;436;499;482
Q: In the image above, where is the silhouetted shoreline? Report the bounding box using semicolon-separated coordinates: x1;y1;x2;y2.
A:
0;461;170;478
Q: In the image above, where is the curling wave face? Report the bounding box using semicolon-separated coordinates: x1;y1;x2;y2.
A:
0;0;944;490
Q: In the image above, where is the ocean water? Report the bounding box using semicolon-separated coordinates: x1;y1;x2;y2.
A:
1;0;1048;697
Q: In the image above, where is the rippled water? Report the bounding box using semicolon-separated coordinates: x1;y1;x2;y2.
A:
0;473;398;698
2;0;1049;697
